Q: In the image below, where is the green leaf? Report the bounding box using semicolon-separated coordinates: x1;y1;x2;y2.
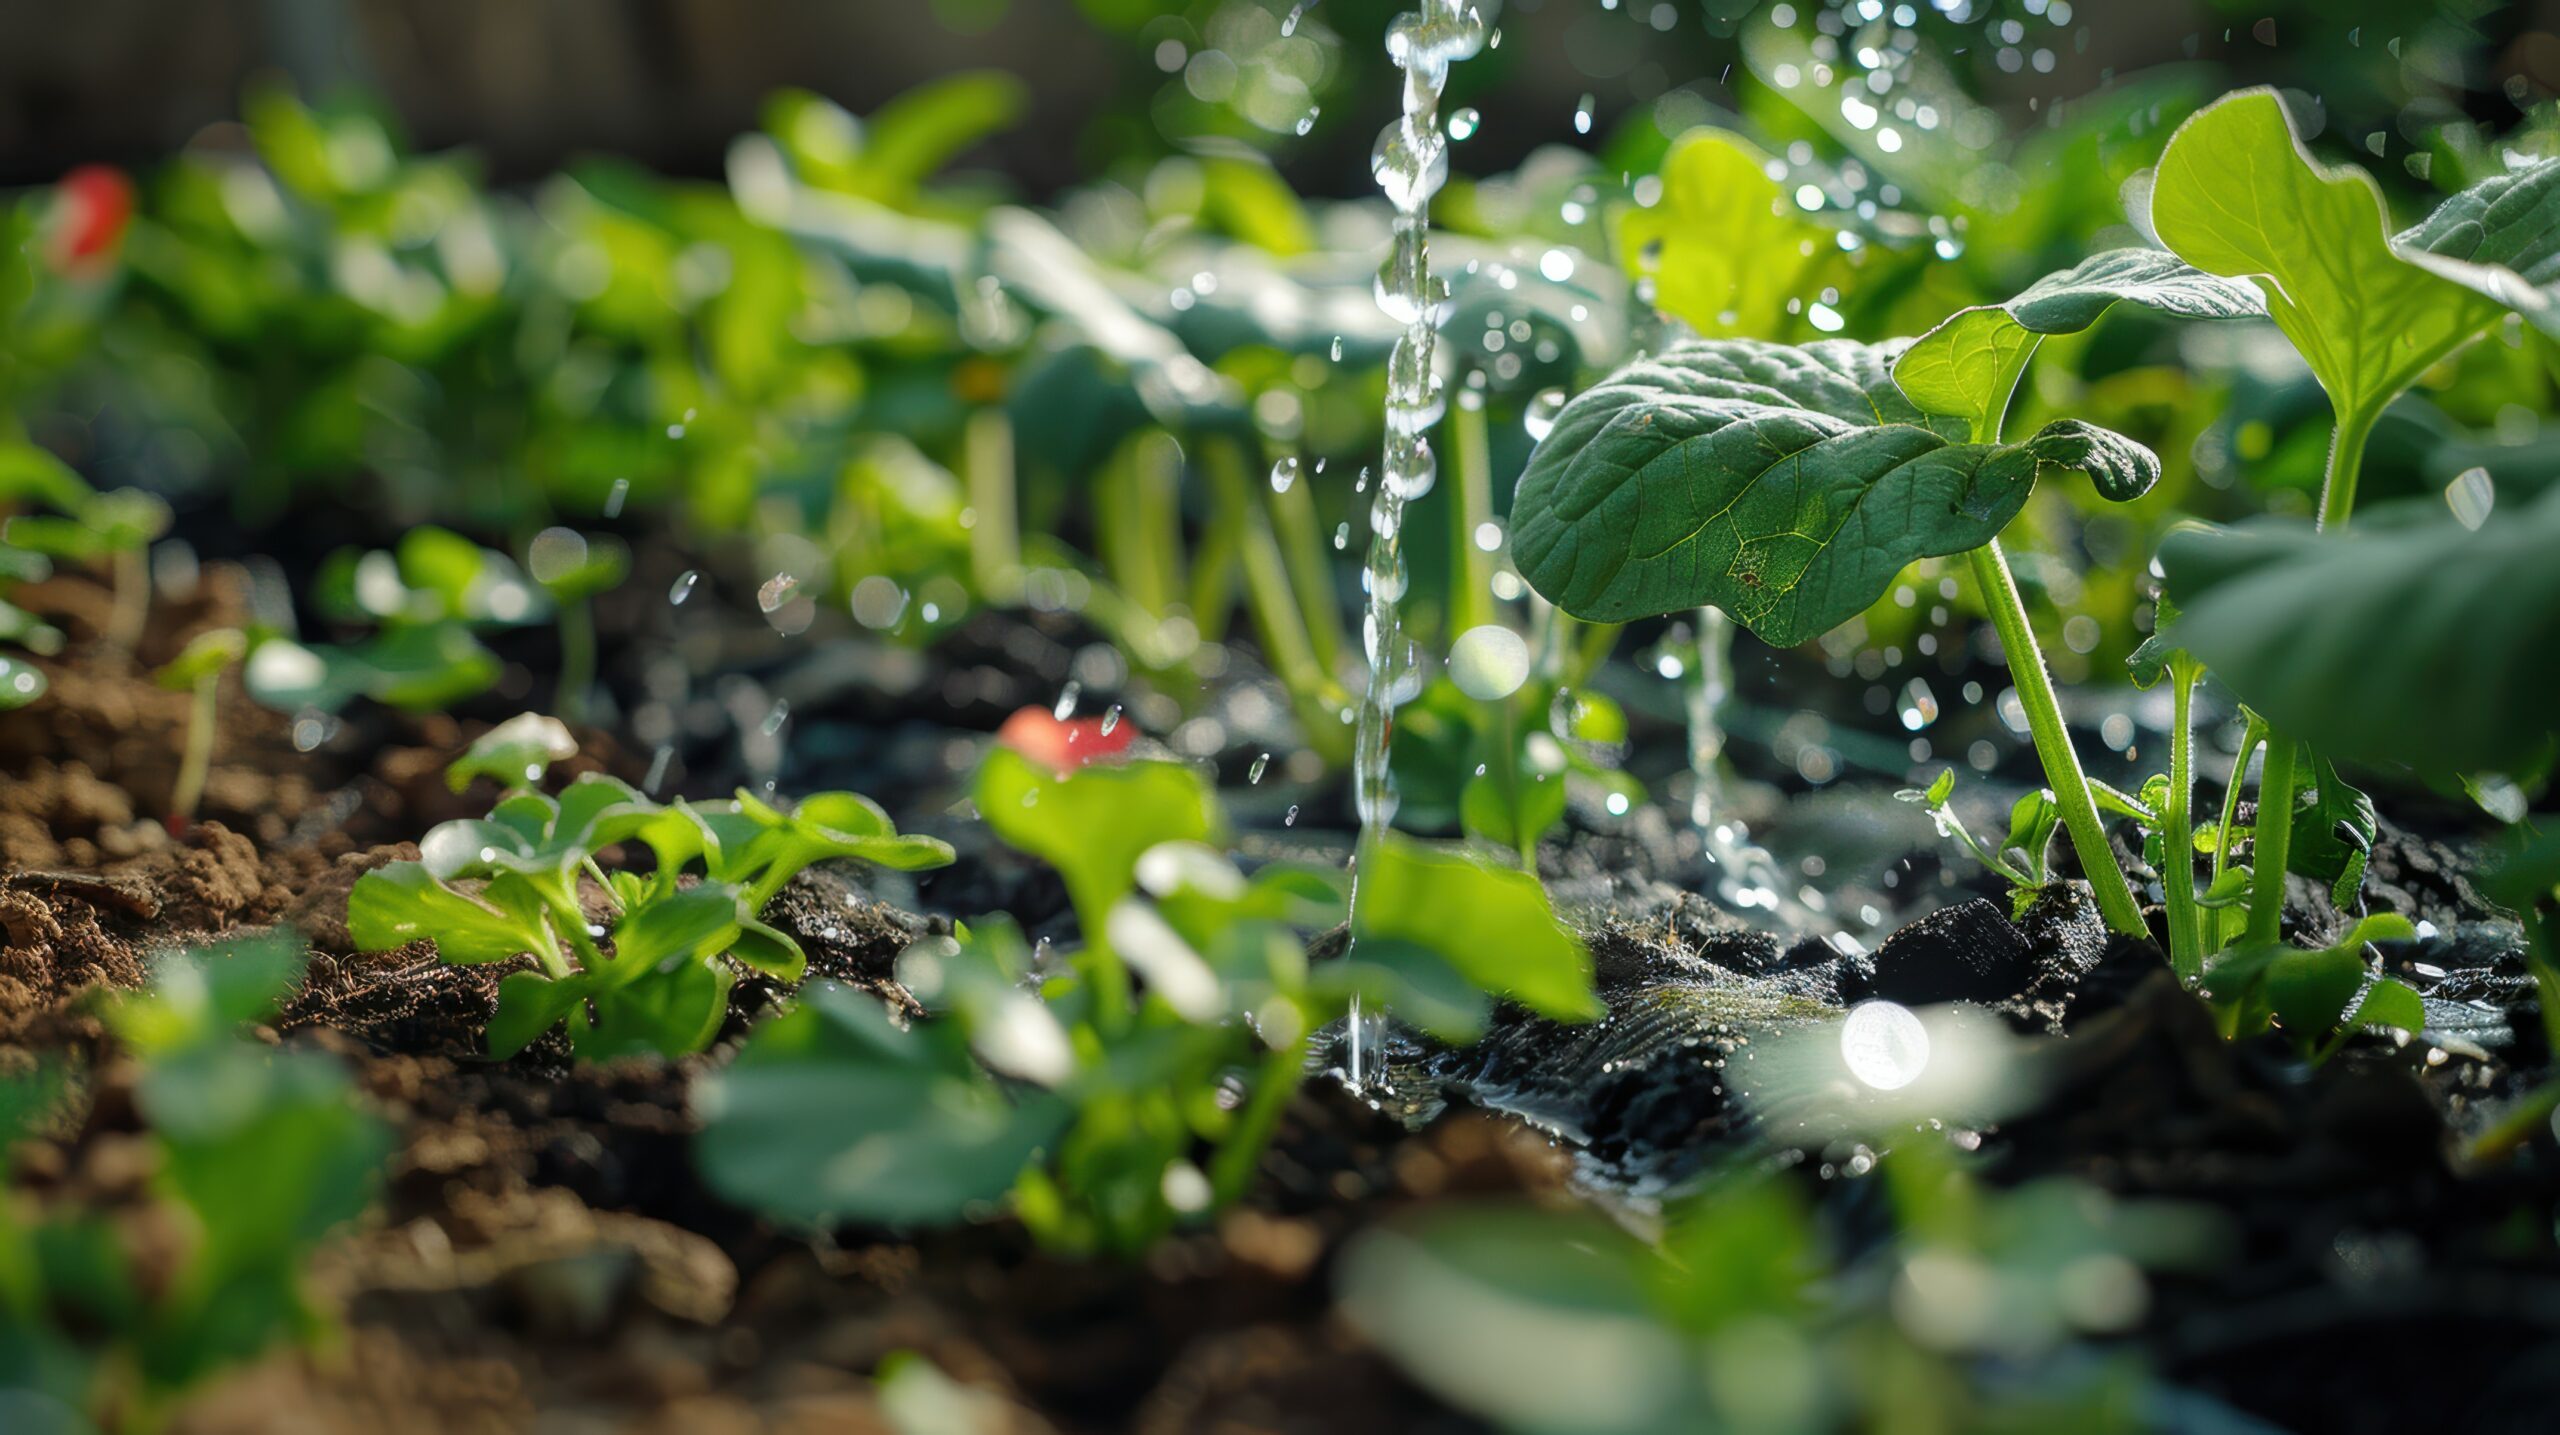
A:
153;629;247;692
487;970;590;1058
860;71;1027;198
578;957;733;1061
446;713;580;793
976;748;1222;922
2348;977;2425;1037
2150;89;2555;430
597;884;741;992
1509;338;2156;642
1894;248;2263;439
1616;128;1833;338
731;789;957;900
346;862;550;964
1316;937;1495;1043
2158;488;2560;772
694;982;1070;1227
2290;754;2376;909
1351;835;1598;1023
0;441;94;512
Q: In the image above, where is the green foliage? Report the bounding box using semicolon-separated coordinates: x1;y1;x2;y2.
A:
348;732;950;1060
1340;1151;2186;1435
1614;129;1837;340
2158;487;2560;774
1509;338;2156;644
0;935;389;1430
2202;914;2427;1060
445;712;580;793
1896;768;2067;917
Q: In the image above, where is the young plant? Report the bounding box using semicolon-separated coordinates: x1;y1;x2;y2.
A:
347;717;952;1061
697;712;1597;1253
0;935;390;1433
1895;768;2067;919
153;627;247;832
2149;90;2560;944
522;525;630;722
253;526;539;715
2200;915;2426;1063
1508;308;2197;937
0;439;170;659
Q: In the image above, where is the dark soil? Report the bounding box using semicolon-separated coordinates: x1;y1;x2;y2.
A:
6;576;2560;1435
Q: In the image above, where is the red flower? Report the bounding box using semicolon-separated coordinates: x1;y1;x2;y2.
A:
47;165;134;273
996;705;1135;777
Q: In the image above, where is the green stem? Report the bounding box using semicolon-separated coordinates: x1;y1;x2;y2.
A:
1264;455;1343;675
1208;1024;1310;1207
2163;660;2205;980
1189;439;1252;645
555;596;594;724
1072;881;1132;1039
964;408;1022;605
1136;431;1186;626
2314;404;2378;534
171;676;217;829
1238;483;1352;766
2246;735;2299;946
2212;713;2266;888
1492;691;1534;868
1447;398;1495;638
537;879;607;978
108;543;149;659
1966;540;2147;937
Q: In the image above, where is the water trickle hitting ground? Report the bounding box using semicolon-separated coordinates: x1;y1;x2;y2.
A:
1344;0;1489;1087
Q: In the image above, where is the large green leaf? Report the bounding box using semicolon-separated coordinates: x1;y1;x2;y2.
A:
976;748;1222;921
2157;487;2560;773
694;982;1069;1227
1509;339;2158;642
2150;89;2560;431
1351;835;1599;1023
1893;248;2264;437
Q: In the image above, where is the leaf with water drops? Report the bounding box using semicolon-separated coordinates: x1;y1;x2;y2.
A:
1616;128;1836;340
1509;338;2159;645
1893;248;2264;439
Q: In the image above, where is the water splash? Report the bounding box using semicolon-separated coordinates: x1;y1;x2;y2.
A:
1347;0;1489;1090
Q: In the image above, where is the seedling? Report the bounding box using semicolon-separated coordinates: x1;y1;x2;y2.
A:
0;439;170;658
698;716;1596;1252
2200;915;2426;1063
0;935;390;1433
523;525;630;722
1895;769;2069;919
153;627;247;831
347;721;951;1060
252;526;537;716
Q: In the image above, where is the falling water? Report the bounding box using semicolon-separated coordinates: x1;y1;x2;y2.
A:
1684;606;1833;939
1345;0;1489;1088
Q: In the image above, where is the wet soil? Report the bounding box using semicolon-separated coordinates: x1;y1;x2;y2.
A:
6;582;2560;1434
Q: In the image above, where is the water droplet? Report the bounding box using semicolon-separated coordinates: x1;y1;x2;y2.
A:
1269;456;1301;494
1053;680;1082;721
1447;106;1480;140
1284;804;1300;826
1099;705;1122;736
2447;466;2494;530
1329;334;1345;361
603;477;630;519
1524;387;1568;441
1249;752;1271;783
1573;93;1596;134
668;570;700;605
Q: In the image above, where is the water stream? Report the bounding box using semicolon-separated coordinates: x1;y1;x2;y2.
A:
1344;0;1489;1088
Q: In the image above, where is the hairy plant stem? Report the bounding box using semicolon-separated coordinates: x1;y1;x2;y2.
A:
1207;1026;1309;1206
964;408;1021;605
170;675;218;830
2245;736;2299;946
1966;540;2147;937
2163;658;2205;980
2314;403;2378;534
2212;714;2267;889
1446;397;1495;638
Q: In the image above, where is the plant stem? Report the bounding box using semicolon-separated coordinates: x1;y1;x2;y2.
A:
1446;397;1495;638
1491;691;1534;867
1263;454;1343;675
964;407;1022;605
2314;404;2378;534
1237;485;1353;766
1188;439;1252;645
1208;1025;1310;1207
537;880;606;978
2212;713;2266;888
555;596;594;724
1966;540;2147;937
170;676;217;830
2246;736;2299;946
108;543;149;659
2163;659;2205;981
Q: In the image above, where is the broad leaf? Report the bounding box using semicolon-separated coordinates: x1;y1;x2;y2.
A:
2151;89;2560;433
579;958;733;1061
488;970;590;1058
976;748;1222;921
2157;487;2560;772
346;862;550;964
1617;128;1831;339
446;712;579;793
1351;835;1599;1023
694;982;1070;1227
1510;338;2159;642
1894;248;2263;438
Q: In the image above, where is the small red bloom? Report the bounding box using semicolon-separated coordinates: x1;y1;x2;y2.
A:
996;705;1135;777
47;165;134;273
